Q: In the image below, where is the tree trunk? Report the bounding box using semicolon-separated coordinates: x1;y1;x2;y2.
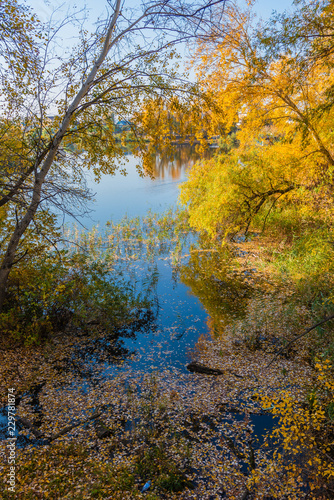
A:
0;174;45;311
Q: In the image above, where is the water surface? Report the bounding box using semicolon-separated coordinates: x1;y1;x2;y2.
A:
1;146;275;463
84;147;200;226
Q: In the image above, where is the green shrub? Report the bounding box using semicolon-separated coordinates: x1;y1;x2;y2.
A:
0;250;145;344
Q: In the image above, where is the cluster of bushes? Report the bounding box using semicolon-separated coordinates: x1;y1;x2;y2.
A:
0;249;144;345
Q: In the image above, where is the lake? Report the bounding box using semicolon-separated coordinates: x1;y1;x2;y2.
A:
81;147;201;227
79;146;213;373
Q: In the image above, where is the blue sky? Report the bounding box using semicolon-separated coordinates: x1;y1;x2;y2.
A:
26;0;295;88
28;0;295;23
252;0;294;18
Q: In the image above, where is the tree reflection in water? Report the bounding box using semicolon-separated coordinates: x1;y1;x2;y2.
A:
179;235;251;334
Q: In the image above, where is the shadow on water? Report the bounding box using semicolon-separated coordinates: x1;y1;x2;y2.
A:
62;308;159;377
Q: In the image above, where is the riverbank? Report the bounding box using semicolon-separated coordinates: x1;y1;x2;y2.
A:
1;213;333;498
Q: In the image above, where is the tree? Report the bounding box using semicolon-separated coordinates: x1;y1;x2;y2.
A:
0;0;226;310
180;0;334;238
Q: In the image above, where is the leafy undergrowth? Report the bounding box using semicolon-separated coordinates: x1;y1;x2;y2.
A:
253;359;334;499
1;211;334;498
0;252;148;347
0;363;259;499
0;318;326;499
191;331;334;498
178;222;334;498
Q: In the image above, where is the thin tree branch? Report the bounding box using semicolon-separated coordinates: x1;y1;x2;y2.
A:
266;314;334;369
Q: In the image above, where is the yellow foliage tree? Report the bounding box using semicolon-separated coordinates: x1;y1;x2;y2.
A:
251;359;334;498
180;0;334;238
